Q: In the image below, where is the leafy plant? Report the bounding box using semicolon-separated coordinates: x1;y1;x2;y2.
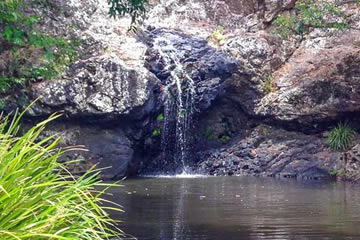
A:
0;0;149;92
203;128;214;140
152;128;161;137
328;122;356;151
108;0;148;31
0;0;80;92
0;100;5;110
207;26;226;46
328;169;338;176
219;135;231;144
156;113;164;121
0;109;123;239
179;109;186;117
273;0;357;40
264;75;274;93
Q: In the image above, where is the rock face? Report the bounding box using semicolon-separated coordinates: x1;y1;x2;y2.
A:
195;124;339;179
3;0;360;180
41;122;136;179
144;29;238;111
30;55;159;120
254;30;360;125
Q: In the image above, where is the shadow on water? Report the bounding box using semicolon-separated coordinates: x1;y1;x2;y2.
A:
104;176;360;240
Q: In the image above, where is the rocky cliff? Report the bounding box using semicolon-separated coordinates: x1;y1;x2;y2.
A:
3;0;360;181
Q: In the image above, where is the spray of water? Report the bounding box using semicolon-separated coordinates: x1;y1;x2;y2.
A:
153;37;196;173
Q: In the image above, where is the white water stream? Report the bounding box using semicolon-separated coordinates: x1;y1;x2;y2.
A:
153;37;196;173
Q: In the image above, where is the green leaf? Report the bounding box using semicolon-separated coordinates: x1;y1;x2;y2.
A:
3;26;13;41
156;113;164;121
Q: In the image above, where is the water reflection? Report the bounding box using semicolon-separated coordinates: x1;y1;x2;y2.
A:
105;176;360;240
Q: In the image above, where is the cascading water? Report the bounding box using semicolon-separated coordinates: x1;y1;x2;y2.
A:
153;37;196;173
142;29;237;176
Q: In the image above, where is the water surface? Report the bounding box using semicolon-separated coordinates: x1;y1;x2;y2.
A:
107;176;360;240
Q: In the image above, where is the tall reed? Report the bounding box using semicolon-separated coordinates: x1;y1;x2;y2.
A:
0;110;123;239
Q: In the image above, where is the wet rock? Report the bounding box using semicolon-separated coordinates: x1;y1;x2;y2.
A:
144;28;238;112
195;125;339;180
40;121;137;179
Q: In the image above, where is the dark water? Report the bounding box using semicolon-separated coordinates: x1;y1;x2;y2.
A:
106;176;360;240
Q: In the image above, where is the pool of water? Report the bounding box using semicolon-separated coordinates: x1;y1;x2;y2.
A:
106;176;360;240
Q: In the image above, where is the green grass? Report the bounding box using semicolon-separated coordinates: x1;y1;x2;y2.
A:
0;108;123;239
328;122;355;151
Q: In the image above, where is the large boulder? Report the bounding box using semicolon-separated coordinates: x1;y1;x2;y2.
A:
30;54;159;120
254;30;360;125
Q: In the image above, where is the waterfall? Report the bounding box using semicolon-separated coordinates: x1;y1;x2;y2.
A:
153;37;196;173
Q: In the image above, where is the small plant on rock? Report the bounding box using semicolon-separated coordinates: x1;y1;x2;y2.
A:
273;0;359;40
328;122;355;151
203;128;214;140
152;128;161;137
219;135;231;144
207;26;226;46
264;75;274;93
156;113;164;121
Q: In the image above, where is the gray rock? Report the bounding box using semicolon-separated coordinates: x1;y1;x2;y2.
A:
30;54;159;120
195;124;338;180
41;121;136;179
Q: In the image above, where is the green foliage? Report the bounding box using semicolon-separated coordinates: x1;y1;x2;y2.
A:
108;0;148;31
207;26;226;46
328;169;346;178
219;135;231;143
0;100;5;110
0;109;122;239
0;0;80;92
156;113;164;121
152;128;161;137
273;0;354;40
203;128;214;140
328;122;356;151
0;0;149;92
328;169;338;176
179;109;186;117
264;75;273;93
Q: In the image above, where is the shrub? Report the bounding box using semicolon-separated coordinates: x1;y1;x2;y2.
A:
328;122;355;151
0;0;80;92
0;109;122;239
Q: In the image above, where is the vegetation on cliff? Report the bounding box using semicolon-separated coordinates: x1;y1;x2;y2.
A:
273;0;360;39
0;0;79;92
0;0;148;93
328;122;355;151
0;109;122;239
